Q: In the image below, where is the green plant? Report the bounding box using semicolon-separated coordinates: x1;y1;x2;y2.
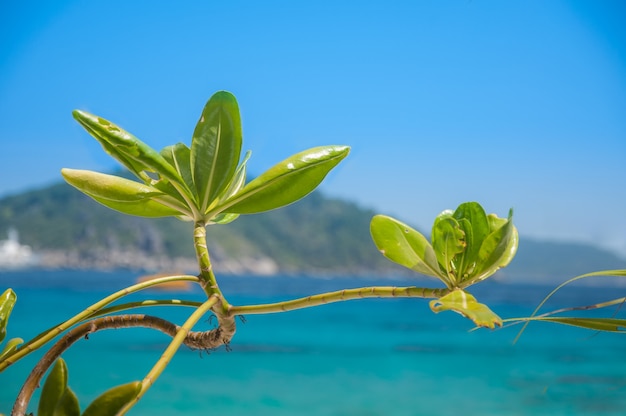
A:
1;91;624;415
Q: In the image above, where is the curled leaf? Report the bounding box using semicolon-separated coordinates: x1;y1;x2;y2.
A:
0;337;23;362
430;290;503;329
0;288;16;344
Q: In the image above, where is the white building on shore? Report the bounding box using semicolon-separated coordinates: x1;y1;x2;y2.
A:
0;228;37;269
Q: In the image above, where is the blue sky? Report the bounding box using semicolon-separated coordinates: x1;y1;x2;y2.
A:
1;1;625;257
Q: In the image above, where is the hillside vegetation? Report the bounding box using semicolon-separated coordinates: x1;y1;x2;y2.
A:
1;180;624;281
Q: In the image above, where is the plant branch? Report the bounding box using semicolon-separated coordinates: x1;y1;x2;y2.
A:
120;296;219;414
229;286;450;315
0;274;200;371
12;301;223;415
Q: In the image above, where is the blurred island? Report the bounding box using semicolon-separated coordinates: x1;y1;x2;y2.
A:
0;179;624;284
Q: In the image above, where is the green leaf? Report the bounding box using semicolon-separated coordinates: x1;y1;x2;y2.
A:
219;145;350;215
0;288;16;344
515;269;626;342
61;169;164;202
191;91;242;213
72;110;188;195
429;290;503;329
54;387;80;416
217;150;251;204
209;213;240;225
452;202;490;277
81;381;142;416
431;214;465;285
370;215;444;282
161;143;195;194
471;209;517;284
89;195;185;218
39;359;72;416
0;337;23;362
519;317;626;332
72;110;149;179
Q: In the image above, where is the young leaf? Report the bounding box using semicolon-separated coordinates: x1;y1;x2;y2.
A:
0;337;23;362
39;358;70;416
217;150;251;204
219;145;349;215
452;202;489;275
471;209;517;283
161;142;195;193
191;91;242;213
370;215;443;281
431;214;465;284
429;290;503;329
0;288;16;344
72;110;188;194
62;169;186;217
81;381;142;416
61;169;164;202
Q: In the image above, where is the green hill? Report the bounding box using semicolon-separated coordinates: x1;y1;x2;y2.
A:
0;181;397;274
0;180;624;281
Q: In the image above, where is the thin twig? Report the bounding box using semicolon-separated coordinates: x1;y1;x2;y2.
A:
229;286;449;315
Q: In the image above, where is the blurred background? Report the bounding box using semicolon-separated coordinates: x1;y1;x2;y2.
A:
1;0;625;272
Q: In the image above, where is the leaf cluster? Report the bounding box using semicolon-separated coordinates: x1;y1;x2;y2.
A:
63;91;349;225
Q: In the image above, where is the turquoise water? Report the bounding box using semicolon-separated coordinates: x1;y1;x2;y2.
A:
1;271;625;415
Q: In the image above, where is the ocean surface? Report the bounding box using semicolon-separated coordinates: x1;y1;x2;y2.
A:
1;270;625;415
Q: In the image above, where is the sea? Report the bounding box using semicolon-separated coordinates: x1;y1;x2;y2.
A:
1;270;625;416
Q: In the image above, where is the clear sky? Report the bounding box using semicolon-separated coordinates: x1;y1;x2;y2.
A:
1;1;625;257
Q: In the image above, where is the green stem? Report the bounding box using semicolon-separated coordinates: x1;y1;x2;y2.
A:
120;296;219;414
229;286;450;315
91;299;203;317
193;222;220;295
0;274;200;371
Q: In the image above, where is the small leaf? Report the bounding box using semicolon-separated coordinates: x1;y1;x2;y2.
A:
81;381;142;416
431;214;465;284
61;169;164;202
209;213;240;225
161;142;195;193
39;359;69;416
191;91;242;213
0;337;23;362
219;145;350;215
430;290;502;329
452;202;489;276
217;150;251;204
0;288;17;344
471;209;517;283
370;215;443;282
